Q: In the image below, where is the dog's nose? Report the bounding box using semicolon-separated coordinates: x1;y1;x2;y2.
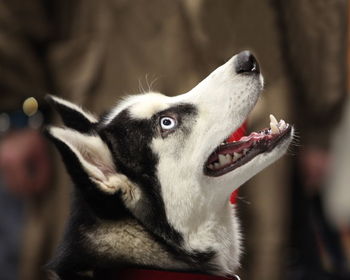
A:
234;51;260;74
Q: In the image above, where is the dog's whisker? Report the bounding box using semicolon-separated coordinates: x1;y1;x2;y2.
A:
138;78;146;93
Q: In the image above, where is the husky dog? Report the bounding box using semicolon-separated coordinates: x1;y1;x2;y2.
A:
46;51;293;279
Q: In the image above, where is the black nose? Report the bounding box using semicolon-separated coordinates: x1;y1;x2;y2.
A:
234;51;260;74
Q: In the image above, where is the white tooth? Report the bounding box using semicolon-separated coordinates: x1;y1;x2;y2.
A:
214;162;221;169
243;148;249;155
233;152;242;161
208;164;214;170
218;154;229;165
219;154;226;165
269;114;278;125
279;119;286;130
270;122;280;134
225;154;233;163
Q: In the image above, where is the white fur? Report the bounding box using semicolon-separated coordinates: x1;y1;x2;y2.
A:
146;55;289;274
97;54;291;274
104;93;172;123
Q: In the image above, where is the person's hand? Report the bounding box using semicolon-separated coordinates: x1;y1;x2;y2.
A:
0;129;51;196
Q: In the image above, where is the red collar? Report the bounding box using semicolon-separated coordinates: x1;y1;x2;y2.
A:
115;268;240;280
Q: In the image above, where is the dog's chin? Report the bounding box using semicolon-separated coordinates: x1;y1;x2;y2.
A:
203;115;293;178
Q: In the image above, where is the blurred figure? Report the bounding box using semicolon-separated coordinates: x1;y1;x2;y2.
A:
324;97;350;270
323;3;350;275
0;129;51;196
274;0;348;279
0;2;71;279
0;105;52;280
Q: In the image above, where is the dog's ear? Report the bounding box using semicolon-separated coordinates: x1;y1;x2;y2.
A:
47;127;140;206
45;95;97;133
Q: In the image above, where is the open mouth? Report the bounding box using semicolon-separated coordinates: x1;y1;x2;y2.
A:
205;114;292;177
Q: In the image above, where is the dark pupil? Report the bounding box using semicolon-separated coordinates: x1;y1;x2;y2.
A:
163;119;172;126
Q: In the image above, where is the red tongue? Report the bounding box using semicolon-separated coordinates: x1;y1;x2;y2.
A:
229;122;247;204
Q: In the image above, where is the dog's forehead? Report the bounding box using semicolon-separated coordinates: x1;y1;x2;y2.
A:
104;93;173;124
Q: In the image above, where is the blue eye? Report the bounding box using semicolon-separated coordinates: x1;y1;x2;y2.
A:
160;117;176;130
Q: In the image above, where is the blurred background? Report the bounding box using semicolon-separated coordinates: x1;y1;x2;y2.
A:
0;0;349;279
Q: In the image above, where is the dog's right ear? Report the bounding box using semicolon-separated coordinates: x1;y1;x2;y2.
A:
46;126;140;208
45;95;98;133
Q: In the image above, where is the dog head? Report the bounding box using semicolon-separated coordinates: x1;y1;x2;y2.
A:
47;51;293;270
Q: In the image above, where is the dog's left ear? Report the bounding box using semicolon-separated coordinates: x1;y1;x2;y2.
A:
46;95;97;133
47;127;139;205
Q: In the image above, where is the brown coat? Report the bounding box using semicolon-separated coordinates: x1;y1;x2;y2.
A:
0;0;346;279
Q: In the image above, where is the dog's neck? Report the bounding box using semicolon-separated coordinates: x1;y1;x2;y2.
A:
156;171;242;275
84;200;240;276
76;169;242;276
166;196;241;275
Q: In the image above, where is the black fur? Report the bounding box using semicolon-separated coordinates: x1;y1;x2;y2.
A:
98;105;198;244
47;101;217;279
45;95;96;133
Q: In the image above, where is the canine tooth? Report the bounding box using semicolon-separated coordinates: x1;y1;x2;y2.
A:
214;162;221;169
233;152;242;161
269;114;278;125
208;164;214;170
270;122;280;134
243;148;249;155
